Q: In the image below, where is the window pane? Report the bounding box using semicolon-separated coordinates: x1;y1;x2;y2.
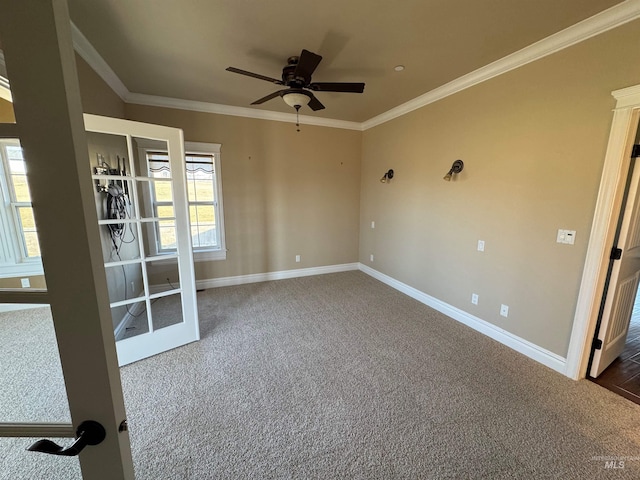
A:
186;159;214;203
191;225;217;248
153;180;173;203
11;174;30;202
189;204;215;226
23;232;41;257
18;207;36;229
17;207;41;257
158;220;177;250
7;146;31;202
147;153;171;179
189;205;216;248
188;179;214;202
156;205;174;219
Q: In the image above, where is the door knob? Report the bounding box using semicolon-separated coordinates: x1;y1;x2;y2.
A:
27;420;106;456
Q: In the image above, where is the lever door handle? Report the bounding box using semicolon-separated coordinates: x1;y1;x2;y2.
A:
27;420;106;456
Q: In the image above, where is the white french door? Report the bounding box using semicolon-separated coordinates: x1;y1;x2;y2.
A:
84;114;199;366
0;0;133;478
590;152;640;377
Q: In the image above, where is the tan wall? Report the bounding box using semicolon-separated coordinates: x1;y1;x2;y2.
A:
0;276;46;289
125;105;362;281
0;98;14;122
360;19;640;358
75;54;125;118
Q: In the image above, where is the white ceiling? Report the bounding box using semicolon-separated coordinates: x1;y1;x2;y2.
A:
64;0;633;124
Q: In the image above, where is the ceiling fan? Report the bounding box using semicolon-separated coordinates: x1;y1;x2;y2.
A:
226;49;365;113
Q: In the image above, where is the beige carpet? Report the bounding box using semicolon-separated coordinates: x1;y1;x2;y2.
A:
2;271;640;479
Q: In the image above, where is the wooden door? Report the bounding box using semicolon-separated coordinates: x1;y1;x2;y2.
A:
0;1;134;478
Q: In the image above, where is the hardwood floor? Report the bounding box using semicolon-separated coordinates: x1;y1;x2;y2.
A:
590;295;640;405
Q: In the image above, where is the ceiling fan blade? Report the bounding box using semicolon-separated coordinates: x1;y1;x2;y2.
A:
226;67;283;85
308;82;365;93
307;93;325;111
293;49;322;80
251;90;286;105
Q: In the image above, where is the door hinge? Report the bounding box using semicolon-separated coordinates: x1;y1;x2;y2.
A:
610;247;623;260
632;144;640;158
592;338;603;350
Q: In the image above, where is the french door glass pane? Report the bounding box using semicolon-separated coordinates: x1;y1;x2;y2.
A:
113;300;149;341
86;131;131;177
1;436;81;479
0;305;71;423
146;257;180;294
141;219;176;255
105;263;144;304
150;293;183;331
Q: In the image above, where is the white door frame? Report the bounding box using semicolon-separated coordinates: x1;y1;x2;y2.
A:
0;0;134;477
566;85;640;380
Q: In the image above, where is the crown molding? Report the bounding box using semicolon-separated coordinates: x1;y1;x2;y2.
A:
67;1;640;132
70;21;129;100
125;92;363;131
361;0;640;130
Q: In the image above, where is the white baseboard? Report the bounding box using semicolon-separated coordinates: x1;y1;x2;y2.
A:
358;263;568;376
196;263;360;290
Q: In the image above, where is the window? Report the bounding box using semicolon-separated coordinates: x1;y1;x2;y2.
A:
145;142;226;261
0;139;43;277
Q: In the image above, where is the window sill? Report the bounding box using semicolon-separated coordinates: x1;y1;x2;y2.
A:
194;249;227;262
0;262;44;279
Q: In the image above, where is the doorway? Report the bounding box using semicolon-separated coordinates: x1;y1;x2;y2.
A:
591;288;640;405
566;85;640;381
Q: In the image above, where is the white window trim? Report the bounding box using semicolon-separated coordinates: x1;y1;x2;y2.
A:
137;139;226;262
185;141;226;262
0;138;43;278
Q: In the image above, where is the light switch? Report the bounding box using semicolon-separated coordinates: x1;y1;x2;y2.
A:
477;240;485;252
557;229;576;245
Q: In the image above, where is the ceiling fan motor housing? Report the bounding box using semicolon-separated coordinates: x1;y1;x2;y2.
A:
282;58;308;87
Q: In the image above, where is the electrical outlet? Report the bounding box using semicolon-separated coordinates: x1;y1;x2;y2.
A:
20;278;30;288
477;240;485;252
500;304;509;317
371;221;375;229
370;254;374;262
295;255;301;263
471;293;479;305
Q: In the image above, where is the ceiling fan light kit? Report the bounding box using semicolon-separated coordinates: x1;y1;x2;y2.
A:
226;49;365;131
282;91;311;109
